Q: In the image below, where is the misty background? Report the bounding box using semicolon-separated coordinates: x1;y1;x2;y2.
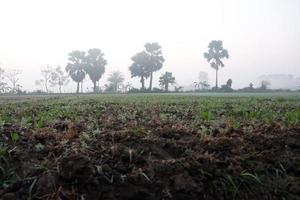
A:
0;0;299;92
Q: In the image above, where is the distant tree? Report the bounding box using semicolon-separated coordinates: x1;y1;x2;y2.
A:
226;78;232;88
174;86;184;92
65;51;86;93
106;71;124;92
50;66;69;93
0;67;9;93
0;67;4;80
144;43;165;91
35;65;53;93
260;80;270;90
15;84;24;95
5;69;21;94
249;82;254;89
129;51;151;90
35;80;43;91
204;40;229;89
85;48;107;93
122;82;133;93
221;78;233;91
194;81;210;90
159;72;176;92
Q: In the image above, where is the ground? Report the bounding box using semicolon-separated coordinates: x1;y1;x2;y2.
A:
0;93;299;200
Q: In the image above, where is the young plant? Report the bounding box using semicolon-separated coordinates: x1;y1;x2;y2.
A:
10;132;19;143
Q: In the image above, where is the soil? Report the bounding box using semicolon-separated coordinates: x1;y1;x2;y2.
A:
0;100;299;200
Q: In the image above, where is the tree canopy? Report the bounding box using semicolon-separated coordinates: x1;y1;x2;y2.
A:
65;51;86;93
85;48;107;92
129;51;151;90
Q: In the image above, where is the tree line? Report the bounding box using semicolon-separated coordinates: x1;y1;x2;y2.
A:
0;40;283;94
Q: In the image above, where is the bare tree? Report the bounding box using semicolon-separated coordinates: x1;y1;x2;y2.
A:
5;69;21;94
49;66;69;93
36;65;53;93
0;67;9;93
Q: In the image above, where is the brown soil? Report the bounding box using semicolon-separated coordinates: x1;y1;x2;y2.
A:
0;104;299;200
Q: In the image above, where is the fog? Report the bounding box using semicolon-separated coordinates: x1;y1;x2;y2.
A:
0;0;299;92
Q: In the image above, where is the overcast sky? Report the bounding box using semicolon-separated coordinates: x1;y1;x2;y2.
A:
0;0;299;92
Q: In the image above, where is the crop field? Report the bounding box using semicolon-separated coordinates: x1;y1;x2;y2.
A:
0;93;299;199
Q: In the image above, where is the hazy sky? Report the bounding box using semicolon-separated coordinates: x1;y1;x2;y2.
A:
0;0;299;91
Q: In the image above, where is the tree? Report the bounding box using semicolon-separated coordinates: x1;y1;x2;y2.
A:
175;86;184;92
50;66;69;93
65;51;86;93
122;82;133;93
35;65;53;93
106;71;124;92
0;67;7;93
0;67;10;94
260;80;270;90
249;82;254;89
194;81;210;90
129;51;151;90
159;72;176;92
204;40;229;89
85;48;107;93
0;67;4;81
226;78;232;88
221;78;233;91
35;80;43;91
5;69;21;94
144;43;165;91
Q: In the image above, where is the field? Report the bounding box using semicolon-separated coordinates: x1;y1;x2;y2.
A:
0;93;299;200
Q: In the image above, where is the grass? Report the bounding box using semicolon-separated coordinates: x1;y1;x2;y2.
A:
0;92;299;199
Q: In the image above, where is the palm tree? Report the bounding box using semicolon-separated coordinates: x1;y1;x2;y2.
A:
204;40;229;89
85;48;107;93
129;51;151;90
107;71;125;92
65;51;86;93
144;43;165;91
159;72;175;92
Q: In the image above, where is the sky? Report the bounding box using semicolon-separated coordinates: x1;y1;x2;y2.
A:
0;0;299;92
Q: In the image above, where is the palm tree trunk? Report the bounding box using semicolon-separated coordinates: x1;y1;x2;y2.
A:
93;81;97;93
114;84;117;93
45;81;48;93
215;69;218;89
81;81;83;93
165;83;168;92
76;82;79;93
149;72;153;91
141;76;145;90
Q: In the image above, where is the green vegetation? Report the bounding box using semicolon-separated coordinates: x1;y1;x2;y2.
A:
0;94;299;199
